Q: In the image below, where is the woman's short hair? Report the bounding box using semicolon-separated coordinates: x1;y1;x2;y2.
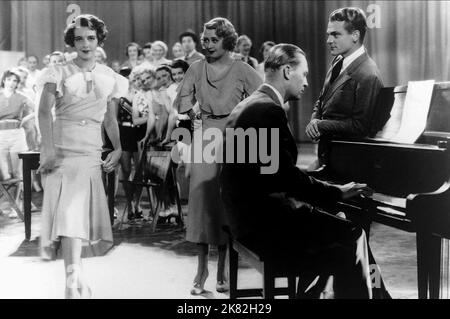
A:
143;42;152;50
95;47;107;61
27;55;39;62
130;66;157;90
1;70;21;88
64;14;108;47
237;35;252;48
202;17;238;52
156;65;174;81
259;41;276;55
125;42;143;58
50;51;65;58
49;51;66;65
151;40;169;57
13;66;29;76
17;57;27;66
171;59;190;73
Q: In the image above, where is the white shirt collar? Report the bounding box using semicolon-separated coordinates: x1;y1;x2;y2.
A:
337;45;365;74
263;83;284;106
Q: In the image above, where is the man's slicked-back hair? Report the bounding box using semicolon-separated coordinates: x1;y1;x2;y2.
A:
329;7;367;44
264;43;305;71
179;29;199;45
202;17;238;52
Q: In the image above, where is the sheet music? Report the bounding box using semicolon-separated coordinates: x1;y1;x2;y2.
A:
392;80;435;143
374;90;406;140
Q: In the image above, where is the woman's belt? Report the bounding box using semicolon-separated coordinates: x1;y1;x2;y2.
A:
186;109;229;120
0;119;21;130
58;118;99;127
201;113;230;120
120;121;134;127
120;121;143;128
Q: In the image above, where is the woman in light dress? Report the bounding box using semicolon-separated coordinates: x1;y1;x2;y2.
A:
121;42;142;70
38;14;126;298
150;40;172;68
172;42;185;60
0;70;34;217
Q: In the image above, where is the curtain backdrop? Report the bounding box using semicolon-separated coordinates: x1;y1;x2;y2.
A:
0;0;448;141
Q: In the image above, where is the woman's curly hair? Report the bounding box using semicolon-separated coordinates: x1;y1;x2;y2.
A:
1;70;21;89
129;66;157;91
202;17;238;52
64;14;108;47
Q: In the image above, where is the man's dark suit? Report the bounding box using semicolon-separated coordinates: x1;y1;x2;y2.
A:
222;84;343;238
220;84;378;298
312;51;383;137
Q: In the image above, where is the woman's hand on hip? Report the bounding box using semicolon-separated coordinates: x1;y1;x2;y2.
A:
102;149;122;173
37;148;57;175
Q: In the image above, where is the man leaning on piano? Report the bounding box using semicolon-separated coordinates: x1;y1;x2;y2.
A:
306;7;383;166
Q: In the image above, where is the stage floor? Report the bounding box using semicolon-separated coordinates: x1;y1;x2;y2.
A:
0;144;427;299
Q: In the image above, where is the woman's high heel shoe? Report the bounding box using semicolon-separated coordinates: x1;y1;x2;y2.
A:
65;287;81;299
190;269;209;295
65;265;80;299
65;264;91;299
216;280;229;293
190;282;206;295
79;285;92;299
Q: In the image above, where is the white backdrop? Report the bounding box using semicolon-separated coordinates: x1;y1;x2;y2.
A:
0;50;24;76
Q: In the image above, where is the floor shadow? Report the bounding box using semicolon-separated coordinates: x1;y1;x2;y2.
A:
113;221;200;257
8;238;40;257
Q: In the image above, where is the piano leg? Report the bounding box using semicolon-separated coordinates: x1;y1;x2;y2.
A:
429;234;442;299
416;231;429;299
417;231;443;299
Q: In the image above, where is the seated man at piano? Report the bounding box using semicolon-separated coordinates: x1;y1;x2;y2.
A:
305;7;383;165
220;43;390;298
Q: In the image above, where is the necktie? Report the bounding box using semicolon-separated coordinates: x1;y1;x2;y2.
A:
329;57;344;84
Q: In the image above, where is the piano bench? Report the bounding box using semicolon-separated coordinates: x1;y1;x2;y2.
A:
228;234;304;299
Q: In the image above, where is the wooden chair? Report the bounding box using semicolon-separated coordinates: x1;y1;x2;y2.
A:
225;227;306;299
119;144;183;231
0;178;24;221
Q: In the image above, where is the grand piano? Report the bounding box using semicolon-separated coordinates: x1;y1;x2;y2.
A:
310;82;450;299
